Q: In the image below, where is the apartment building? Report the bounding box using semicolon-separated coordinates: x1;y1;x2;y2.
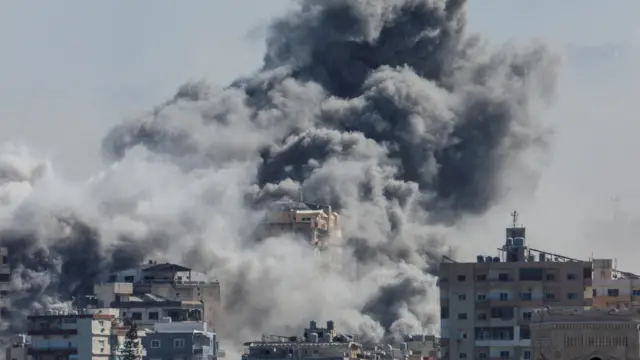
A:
256;199;341;250
438;213;593;360
590;258;640;309
142;320;221;360
530;307;640;359
25;308;145;360
0;246;10;316
93;261;220;330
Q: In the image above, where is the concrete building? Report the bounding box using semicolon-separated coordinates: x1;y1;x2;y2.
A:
256;199;341;250
403;335;439;360
243;320;411;360
25;308;145;360
590;258;640;309
142;320;220;360
0;246;10;317
93;261;220;330
530;307;640;359
438;212;593;360
6;334;29;360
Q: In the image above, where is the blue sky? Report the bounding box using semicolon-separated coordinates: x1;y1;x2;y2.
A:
1;1;639;263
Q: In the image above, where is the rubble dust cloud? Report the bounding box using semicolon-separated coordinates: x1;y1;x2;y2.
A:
0;0;560;348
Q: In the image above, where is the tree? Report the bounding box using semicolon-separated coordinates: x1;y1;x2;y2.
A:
121;323;140;360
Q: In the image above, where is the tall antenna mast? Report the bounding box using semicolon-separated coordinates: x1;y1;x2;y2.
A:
299;186;304;202
510;210;519;228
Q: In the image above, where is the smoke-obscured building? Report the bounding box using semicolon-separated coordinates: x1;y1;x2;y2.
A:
92;261;220;330
438;213;593;360
256;200;341;250
530;307;640;359
0;246;10;317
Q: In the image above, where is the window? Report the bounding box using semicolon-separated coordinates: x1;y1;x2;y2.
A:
499;293;508;301
174;339;185;348
124;276;134;283
1;256;6;264
459;353;467;359
583;267;592;279
441;308;449;319
633;290;640;296
567;273;577;280
477;294;487;301
150;339;161;349
520;326;531;340
545;274;555;281
499;351;510;359
545;293;555;300
608;289;620;296
476;274;486;281
567;293;578;300
458;294;466;301
522;311;532;320
148;312;159;320
520;292;532;300
131;312;142;320
0;291;8;298
519;268;543;281
477;313;487;320
479;353;487;359
458;313;467;320
523;350;531;360
498;273;509;281
457;275;466;281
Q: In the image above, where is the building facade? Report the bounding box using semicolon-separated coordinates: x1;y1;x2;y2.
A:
25;308;145;360
530;307;640;359
94;261;220;330
142;320;219;360
591;258;640;309
256;200;341;250
438;214;593;360
0;246;10;317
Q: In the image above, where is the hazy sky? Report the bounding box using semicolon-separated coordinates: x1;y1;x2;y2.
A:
1;1;639;268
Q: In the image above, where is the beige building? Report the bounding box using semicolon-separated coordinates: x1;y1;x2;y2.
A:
93;261;220;330
530;307;640;359
257;200;341;250
24;308;145;360
438;213;593;360
590;258;640;309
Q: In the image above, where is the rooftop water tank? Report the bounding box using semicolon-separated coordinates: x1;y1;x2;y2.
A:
477;255;484;263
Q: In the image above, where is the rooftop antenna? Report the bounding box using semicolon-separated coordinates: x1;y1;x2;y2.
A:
299;186;304;202
510;210;519;228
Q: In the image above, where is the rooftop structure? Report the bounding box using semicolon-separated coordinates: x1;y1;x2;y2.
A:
438;211;593;360
242;321;410;360
530;307;640;359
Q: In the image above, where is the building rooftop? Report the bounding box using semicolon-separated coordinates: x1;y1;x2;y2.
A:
143;262;191;272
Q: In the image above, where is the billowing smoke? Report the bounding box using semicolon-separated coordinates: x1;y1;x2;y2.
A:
0;0;559;349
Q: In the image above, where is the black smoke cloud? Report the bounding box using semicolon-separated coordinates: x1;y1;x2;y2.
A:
0;0;559;347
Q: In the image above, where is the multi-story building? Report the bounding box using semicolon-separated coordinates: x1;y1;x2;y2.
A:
5;334;29;360
530;306;640;359
0;246;10;317
242;320;409;360
142;320;221;360
438;213;593;360
93;261;220;330
256;199;341;250
25;307;146;360
590;258;640;309
403;334;439;360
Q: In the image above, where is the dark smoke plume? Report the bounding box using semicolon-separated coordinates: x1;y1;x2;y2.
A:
0;0;559;350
